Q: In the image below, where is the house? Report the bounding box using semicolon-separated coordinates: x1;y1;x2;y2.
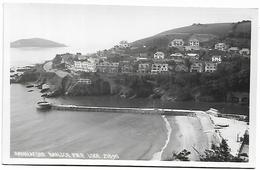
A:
189;39;199;47
119;40;130;48
170;53;184;63
239;48;250;55
151;64;168;74
215;43;227;51
211;56;222;63
186;53;199;61
228;47;240;53
78;78;92;85
136;57;148;61
169;39;184;47
77;55;88;61
175;64;189;72
96;61;119;73
154;52;165;60
205;62;218;72
170;53;184;58
74;60;96;72
190;62;203;72
120;61;134;73
138;63;150;73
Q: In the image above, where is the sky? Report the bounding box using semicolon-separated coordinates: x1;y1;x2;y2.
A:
4;3;255;52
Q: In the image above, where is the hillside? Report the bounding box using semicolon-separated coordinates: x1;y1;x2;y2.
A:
10;38;66;48
130;21;251;49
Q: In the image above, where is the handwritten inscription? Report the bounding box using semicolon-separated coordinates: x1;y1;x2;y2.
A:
13;151;119;160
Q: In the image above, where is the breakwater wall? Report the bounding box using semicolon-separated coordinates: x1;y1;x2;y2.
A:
50;104;200;116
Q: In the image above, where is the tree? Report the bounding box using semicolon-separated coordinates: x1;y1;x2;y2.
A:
166;149;191;161
200;139;246;162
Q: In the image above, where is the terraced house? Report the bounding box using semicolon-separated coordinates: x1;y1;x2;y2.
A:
73;60;97;72
151;63;168;74
96;61;119;73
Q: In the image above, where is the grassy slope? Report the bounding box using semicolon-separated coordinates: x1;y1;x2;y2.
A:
130;21;251;49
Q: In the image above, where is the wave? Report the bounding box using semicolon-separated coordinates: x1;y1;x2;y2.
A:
151;115;172;160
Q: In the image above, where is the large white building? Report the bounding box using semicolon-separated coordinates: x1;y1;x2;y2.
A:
74;60;96;72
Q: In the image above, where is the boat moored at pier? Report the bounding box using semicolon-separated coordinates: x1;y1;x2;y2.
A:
36;101;52;110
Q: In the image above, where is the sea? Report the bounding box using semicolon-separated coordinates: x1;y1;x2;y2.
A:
9;47;249;160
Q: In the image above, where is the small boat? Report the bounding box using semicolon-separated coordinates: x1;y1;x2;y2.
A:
41;93;47;97
40;88;49;93
28;90;34;92
26;84;34;88
37;101;52;110
216;124;229;128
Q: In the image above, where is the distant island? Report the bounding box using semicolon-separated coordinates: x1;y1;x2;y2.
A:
10;38;67;48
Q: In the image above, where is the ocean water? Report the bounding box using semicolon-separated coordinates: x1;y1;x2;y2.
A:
10;84;167;160
10;47;89;67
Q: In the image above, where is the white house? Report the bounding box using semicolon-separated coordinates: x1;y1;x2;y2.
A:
190;62;203;72
78;78;92;85
239;48;250;55
205;62;218;72
151;64;168;74
215;43;227;51
77;55;88;61
169;39;184;47
228;47;240;53
170;53;184;58
74;60;96;72
170;53;184;63
186;53;199;61
212;56;222;63
138;63;150;73
119;40;130;48
189;39;199;47
154;52;165;60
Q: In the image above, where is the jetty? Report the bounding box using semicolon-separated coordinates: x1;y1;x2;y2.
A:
49;103;200;116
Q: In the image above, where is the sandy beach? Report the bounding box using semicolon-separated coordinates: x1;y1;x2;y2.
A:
161;112;221;161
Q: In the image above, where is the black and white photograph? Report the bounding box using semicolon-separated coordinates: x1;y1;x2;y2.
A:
1;2;258;168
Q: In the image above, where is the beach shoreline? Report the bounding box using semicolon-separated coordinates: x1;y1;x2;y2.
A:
160;112;221;161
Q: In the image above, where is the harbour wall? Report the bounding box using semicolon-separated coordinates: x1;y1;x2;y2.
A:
50;104;200;116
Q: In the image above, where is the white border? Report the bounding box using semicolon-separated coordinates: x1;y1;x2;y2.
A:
1;2;258;168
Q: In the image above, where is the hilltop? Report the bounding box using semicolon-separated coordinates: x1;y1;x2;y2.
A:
130;20;251;50
10;38;67;48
